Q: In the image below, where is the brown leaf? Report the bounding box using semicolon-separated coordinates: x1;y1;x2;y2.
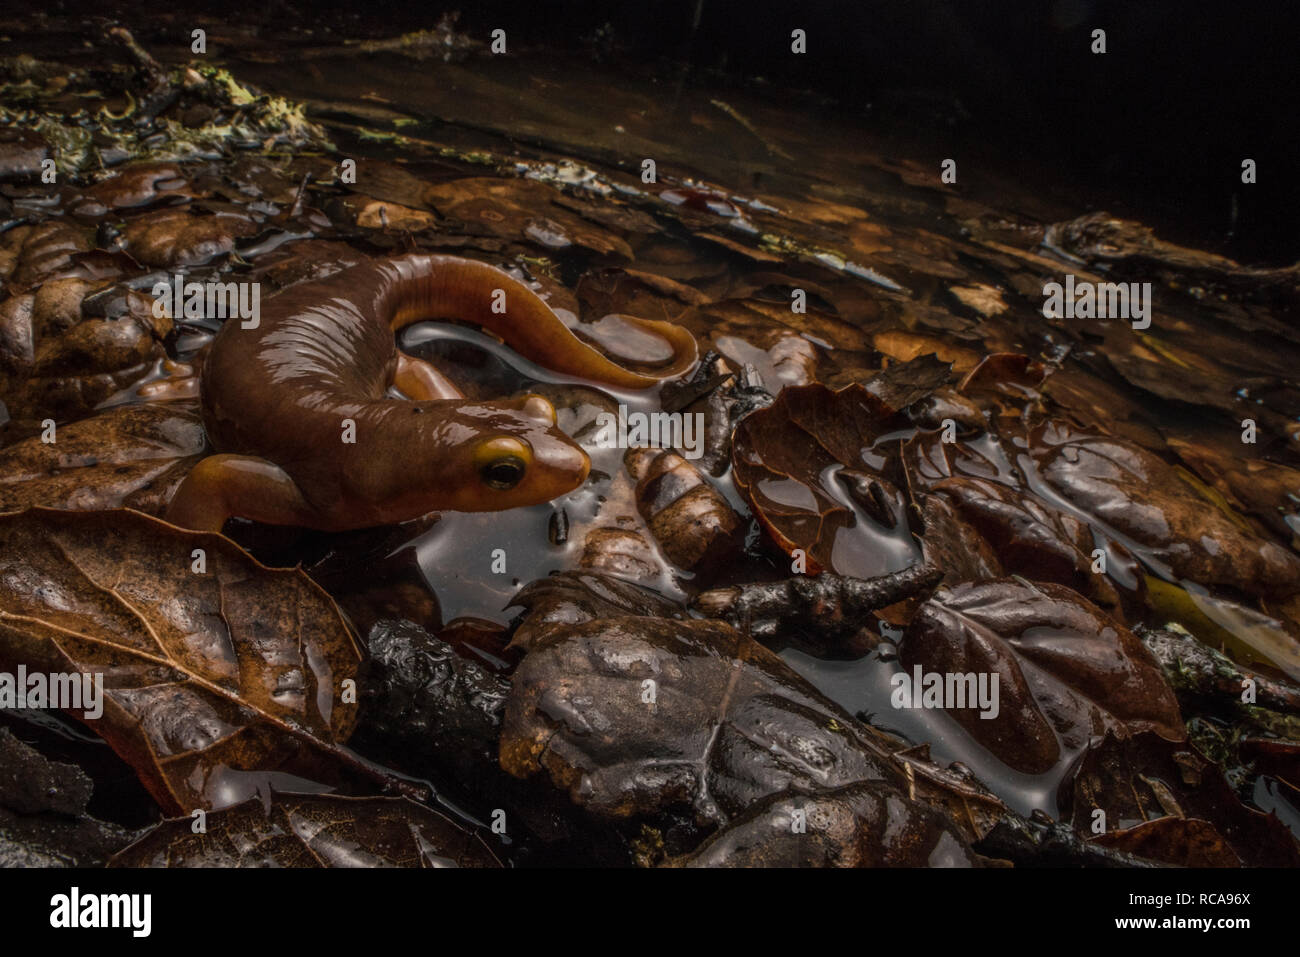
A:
121;208;258;268
69;162;196;218
930;475;1125;611
109;795;500;867
957;352;1048;397
1169;436;1300;546
916;493;1003;586
500;614;908;825
355;199;439;231
1091;817;1241;867
901;579;1183;774
1030;420;1300;599
0;508;363;814
862;353;954;411
2;221;93;288
0;130;49;182
0;403;205;515
667;782;979;867
424;177;633;259
625;447;744;574
731;382;923;577
872;331;981;374
1066;731;1300;867
1;278;171;437
506;570;686;652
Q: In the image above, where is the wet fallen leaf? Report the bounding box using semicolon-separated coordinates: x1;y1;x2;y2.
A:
1066;730;1300;867
0;130;49;182
0;507;363;814
873;331;981;374
0;279;172;438
506;570;686;652
121;207;259;268
1091;817;1241;867
949;283;1008;317
731;382;923;577
500;614;908;824
1144;576;1300;682
916;493;1003;586
861;353;954;411
69;161;196;218
355;199;439;231
930;475;1124;611
2;221;94;288
0;403;205;514
667;782;979;867
1031;420;1300;599
109;794;499;867
424;177;633;259
901;579;1183;775
1169;437;1300;547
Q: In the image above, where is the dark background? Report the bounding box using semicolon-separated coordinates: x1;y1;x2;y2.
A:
15;0;1300;262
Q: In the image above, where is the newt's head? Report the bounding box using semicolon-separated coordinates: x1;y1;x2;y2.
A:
439;394;590;512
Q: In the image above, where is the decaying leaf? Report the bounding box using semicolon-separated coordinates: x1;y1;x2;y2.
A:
110;794;500;867
500;614;908;824
916;493;1003;586
0;278;172;437
625;446;744;573
506;570;687;652
666;782;979;868
929;475;1125;611
0;508;363;814
901;579;1183;774
731;382;923;577
1031;421;1300;598
0;403;205;514
1090;817;1241;868
1066;731;1300;868
120;207;259;268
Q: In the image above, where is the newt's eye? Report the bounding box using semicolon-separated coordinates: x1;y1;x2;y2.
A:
474;436;531;490
482;456;526;489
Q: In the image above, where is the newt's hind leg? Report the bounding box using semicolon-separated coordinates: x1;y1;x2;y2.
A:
394;352;463;400
165;454;320;532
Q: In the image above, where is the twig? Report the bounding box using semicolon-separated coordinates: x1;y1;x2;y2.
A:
693;563;942;639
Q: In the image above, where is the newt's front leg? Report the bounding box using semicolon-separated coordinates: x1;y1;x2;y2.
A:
393;352;462;401
166;453;320;532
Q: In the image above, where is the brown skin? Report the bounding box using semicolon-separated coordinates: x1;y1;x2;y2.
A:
165;253;697;532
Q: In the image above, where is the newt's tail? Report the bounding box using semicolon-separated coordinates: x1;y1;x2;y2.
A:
384;253;698;389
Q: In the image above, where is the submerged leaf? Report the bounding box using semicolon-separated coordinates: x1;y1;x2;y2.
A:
731;382;923;577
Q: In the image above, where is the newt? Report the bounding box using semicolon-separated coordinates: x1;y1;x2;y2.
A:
165;253;697;532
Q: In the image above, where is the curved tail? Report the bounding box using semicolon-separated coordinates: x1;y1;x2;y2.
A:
383;254;698;389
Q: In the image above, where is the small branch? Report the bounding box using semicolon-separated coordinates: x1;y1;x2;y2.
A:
693;564;942;639
1140;624;1300;715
